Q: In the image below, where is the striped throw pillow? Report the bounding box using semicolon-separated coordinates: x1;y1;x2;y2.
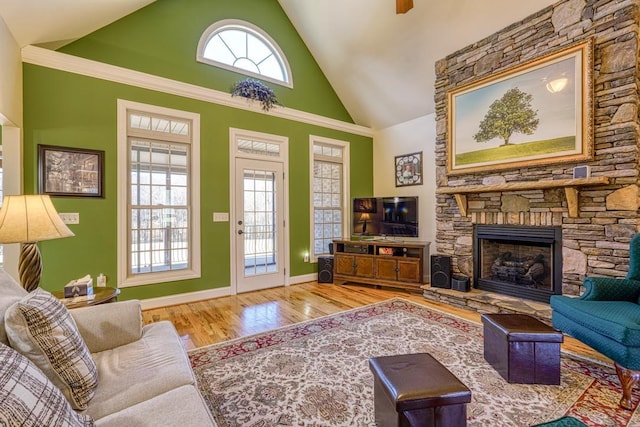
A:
5;288;98;410
0;342;94;426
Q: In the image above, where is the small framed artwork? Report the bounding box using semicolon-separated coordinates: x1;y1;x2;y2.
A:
38;145;105;197
395;151;423;187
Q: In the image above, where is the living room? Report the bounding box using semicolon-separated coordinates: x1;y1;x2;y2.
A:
1;0;640;425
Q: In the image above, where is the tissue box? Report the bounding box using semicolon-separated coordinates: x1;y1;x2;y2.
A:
64;279;94;298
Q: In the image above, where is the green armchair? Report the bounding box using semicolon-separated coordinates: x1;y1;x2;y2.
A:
550;233;640;410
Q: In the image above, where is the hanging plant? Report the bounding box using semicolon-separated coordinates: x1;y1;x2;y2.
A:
230;78;280;111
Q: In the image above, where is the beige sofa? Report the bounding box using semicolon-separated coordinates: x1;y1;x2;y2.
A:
0;270;216;426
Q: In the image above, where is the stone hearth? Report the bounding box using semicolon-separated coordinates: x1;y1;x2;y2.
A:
421;285;551;324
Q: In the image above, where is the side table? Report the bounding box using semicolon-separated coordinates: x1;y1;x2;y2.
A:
52;286;120;309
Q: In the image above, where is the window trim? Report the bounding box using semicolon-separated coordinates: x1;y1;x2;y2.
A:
117;99;201;288
309;135;350;263
196;19;293;89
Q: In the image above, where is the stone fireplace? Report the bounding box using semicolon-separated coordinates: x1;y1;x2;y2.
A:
473;225;562;303
432;0;640;301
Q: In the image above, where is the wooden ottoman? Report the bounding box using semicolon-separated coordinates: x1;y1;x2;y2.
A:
481;313;563;385
369;353;471;427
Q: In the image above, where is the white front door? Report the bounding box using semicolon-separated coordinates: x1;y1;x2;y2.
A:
234;158;285;292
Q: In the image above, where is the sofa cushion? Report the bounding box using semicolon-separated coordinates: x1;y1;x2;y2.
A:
5;288;98;410
93;385;216;427
83;321;197;420
0;342;95;426
0;269;27;346
550;296;640;346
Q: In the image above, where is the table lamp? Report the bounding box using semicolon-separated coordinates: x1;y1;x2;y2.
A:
0;195;74;292
360;212;371;234
354;198;376;235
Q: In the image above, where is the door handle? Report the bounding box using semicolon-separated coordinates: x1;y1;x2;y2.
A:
238;230;244;235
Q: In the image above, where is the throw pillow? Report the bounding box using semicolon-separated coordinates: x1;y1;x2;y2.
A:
0;342;94;426
0;269;28;346
5;288;98;410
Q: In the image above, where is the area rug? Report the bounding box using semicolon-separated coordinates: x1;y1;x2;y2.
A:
189;298;640;426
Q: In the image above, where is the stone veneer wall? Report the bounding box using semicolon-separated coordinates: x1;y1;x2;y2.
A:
434;0;640;296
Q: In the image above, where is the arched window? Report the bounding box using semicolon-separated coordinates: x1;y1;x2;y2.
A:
197;20;292;88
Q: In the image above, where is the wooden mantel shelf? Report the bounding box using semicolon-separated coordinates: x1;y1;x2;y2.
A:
436;177;610;218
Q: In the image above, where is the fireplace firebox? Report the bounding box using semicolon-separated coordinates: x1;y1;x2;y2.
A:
473;225;562;303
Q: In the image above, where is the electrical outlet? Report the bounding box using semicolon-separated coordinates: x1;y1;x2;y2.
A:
59;213;79;224
304;253;309;263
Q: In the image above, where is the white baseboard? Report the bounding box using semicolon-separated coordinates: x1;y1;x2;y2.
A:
139;274;317;309
289;273;317;285
139;286;232;310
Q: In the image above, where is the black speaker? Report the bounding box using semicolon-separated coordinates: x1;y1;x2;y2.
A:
430;255;451;289
318;255;334;283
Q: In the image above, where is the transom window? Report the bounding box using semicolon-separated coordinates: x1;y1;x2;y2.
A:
197;19;292;88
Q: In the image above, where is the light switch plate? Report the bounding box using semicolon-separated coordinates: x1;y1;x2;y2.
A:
59;213;80;224
213;212;229;222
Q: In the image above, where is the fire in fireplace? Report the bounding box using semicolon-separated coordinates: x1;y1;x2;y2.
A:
473;225;562;303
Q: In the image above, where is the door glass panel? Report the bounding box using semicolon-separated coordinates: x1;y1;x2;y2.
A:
243;169;277;276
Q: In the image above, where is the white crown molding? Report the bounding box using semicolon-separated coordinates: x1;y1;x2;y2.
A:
21;45;373;138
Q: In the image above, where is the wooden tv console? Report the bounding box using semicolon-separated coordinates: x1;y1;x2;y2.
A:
333;239;430;292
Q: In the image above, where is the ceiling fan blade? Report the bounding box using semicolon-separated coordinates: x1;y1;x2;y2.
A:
396;0;413;14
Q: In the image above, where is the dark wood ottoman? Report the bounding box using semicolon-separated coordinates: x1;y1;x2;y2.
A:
481;313;563;385
369;353;471;427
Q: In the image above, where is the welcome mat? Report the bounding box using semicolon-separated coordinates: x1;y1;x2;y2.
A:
189;298;639;426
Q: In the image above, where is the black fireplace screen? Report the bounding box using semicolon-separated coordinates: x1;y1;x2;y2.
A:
473;225;562;303
480;240;551;291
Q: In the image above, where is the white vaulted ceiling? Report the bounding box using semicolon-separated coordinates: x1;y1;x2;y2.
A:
277;0;557;129
0;0;557;129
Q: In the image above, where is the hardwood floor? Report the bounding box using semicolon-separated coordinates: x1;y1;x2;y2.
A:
142;281;609;364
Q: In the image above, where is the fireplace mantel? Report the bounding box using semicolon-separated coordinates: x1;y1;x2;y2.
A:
436;177;610;217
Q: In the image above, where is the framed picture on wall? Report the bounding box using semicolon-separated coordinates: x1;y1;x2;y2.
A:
446;40;593;175
38;145;105;197
395;151;422;187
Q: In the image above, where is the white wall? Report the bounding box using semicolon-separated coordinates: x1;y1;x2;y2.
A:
0;17;23;279
0;18;22;127
373;113;437;246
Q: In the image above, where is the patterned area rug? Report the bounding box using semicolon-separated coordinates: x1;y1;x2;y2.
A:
189;299;640;426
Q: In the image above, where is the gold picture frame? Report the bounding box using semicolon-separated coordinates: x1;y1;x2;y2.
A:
446;40;593;175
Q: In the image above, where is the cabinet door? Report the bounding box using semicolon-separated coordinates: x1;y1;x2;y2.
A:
335;254;356;276
355;256;375;278
397;259;422;283
375;258;398;281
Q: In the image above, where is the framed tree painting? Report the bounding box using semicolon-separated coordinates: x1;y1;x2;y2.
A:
38;145;105;197
446;40;593;175
395;151;422;187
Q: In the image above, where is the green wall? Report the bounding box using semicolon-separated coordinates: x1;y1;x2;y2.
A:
58;0;352;124
22;0;373;300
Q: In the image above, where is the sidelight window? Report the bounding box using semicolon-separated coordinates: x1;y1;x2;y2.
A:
310;136;349;259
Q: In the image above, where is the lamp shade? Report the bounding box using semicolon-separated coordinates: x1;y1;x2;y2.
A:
0;195;74;244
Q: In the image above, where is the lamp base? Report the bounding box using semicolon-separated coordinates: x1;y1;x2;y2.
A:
19;242;42;292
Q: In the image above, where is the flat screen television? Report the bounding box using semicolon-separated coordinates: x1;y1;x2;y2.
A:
352;196;418;238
